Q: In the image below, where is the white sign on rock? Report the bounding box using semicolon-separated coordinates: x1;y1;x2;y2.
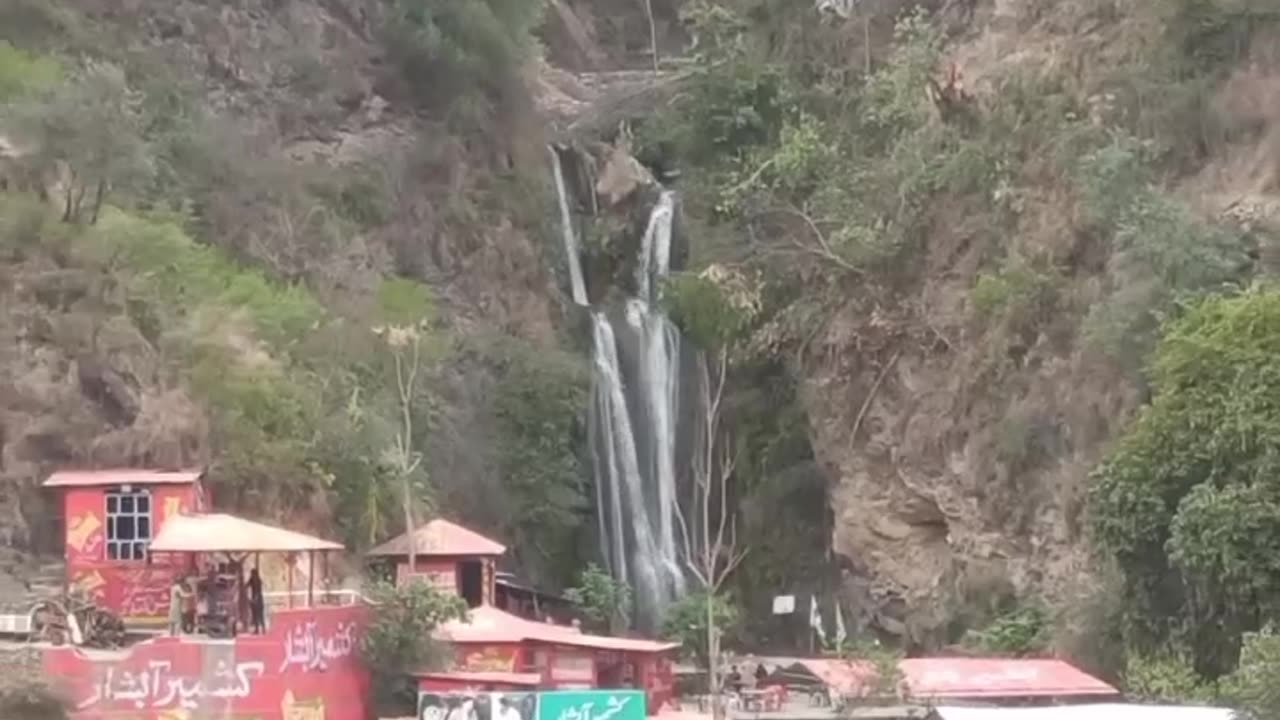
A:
772;595;796;615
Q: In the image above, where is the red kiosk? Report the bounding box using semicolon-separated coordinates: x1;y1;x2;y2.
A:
44;468;210;626
39;468;370;719
370;519;679;714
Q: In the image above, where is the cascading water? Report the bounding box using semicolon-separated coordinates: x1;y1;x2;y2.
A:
550;146;589;307
550;146;687;631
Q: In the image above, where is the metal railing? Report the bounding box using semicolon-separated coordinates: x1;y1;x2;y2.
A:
262;589;365;611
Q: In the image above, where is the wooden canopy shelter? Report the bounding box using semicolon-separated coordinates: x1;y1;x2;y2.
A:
151;512;343;609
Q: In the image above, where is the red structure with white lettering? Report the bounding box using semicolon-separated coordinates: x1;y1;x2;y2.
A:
371;520;678;714
42;467;371;720
45;469;210;626
44;604;368;718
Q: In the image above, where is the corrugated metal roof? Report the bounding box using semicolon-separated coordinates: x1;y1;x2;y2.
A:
762;657;1117;700
43;468;204;488
149;513;343;553
437;605;678;653
900;658;1118;698
936;706;1232;720
367;519;506;557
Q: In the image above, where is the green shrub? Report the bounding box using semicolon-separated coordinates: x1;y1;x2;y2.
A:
661;591;740;669
0;41;60;101
962;606;1051;656
564;564;632;633
1220;625;1280;719
1123;653;1218;703
361;580;467;714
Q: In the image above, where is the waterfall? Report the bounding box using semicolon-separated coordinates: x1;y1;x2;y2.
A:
549;148;686;631
550;145;589;306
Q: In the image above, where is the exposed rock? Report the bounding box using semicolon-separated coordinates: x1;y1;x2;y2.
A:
595;138;655;207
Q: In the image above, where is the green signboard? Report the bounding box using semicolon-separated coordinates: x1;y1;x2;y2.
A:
536;690;647;720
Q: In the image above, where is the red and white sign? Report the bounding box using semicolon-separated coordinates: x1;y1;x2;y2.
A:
44;605;370;719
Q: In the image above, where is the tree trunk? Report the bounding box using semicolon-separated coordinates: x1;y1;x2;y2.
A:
708;591;722;720
62;181;74;223
403;473;416;582
90;178;107;225
643;0;660;73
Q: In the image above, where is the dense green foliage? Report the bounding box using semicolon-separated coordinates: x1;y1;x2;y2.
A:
1091;290;1280;674
382;0;544;119
962;606;1051;656
489;338;591;585
564;563;633;633
361;580;468;713
1077;136;1250;365
1122;653;1218;703
661;591;740;669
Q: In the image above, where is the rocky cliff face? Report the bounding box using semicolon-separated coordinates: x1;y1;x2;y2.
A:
798;0;1280;648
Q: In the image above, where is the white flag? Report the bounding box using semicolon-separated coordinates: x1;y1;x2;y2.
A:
810;596;826;643
834;603;847;647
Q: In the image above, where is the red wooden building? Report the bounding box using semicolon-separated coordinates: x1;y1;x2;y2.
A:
370;519;678;713
43;468;210;626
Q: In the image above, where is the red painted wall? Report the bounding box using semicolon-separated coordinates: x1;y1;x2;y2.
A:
396;557;461;593
395;556;496;605
44;604;369;720
63;483;206;624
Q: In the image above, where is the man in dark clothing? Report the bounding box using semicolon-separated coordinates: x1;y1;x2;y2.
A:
726;666;743;694
755;663;769;684
248;568;265;634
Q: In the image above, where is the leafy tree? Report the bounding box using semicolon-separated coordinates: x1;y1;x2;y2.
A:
1089;288;1280;673
361;580;468;714
564;563;632;634
7;60;152;223
661;590;739;670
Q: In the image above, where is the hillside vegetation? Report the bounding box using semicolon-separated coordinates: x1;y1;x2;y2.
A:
638;0;1280;691
3;0;1280;707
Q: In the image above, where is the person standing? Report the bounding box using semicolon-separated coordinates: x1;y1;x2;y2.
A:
248;568;266;634
168;576;192;636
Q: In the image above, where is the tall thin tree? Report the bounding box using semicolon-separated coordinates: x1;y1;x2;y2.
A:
676;345;748;720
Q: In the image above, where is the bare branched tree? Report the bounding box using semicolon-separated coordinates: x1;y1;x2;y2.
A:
375;324;428;575
676;346;749;720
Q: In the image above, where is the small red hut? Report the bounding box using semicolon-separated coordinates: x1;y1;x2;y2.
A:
367;518;503;607
370;519;678;714
43;468;209;626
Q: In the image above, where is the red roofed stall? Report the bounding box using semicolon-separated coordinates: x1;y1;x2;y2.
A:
371;520;679;714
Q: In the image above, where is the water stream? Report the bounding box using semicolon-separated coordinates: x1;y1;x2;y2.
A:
550;147;687;631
